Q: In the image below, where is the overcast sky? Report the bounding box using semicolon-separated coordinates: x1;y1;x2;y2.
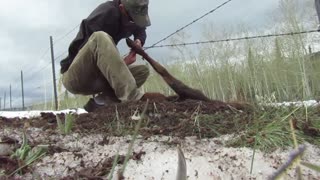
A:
0;0;314;109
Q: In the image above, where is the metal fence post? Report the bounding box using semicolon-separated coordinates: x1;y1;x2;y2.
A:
10;85;12;110
50;36;59;111
21;71;25;110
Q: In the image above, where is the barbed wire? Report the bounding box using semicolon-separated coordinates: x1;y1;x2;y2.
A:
53;24;80;46
4;1;319;110
14;54;63;98
22;51;66;82
6;0;233;97
24;63;52;81
18;24;78;82
1;24;79;110
23;50;66;80
11;62;51;95
13;47;51;83
4;29;320;107
55;51;68;61
145;0;233;50
145;29;319;49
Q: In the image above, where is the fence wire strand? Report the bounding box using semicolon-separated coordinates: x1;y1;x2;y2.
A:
53;24;80;45
4;0;320;110
146;0;233;49
145;30;319;49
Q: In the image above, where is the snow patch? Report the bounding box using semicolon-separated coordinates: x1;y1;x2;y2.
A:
0;108;87;118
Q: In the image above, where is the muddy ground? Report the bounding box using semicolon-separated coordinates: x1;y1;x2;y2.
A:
0;100;319;179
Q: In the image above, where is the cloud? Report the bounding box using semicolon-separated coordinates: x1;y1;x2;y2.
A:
0;1;51;29
1;0;312;109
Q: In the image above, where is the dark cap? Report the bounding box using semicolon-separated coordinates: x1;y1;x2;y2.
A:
121;0;151;27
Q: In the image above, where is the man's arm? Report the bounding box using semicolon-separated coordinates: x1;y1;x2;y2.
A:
133;27;147;46
124;38;141;65
124;27;147;65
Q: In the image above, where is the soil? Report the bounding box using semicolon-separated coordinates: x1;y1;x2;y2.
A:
0;99;250;138
0;99;319;179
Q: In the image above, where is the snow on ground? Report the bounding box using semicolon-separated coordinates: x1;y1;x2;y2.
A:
1;100;318;119
1;100;320;179
268;100;320;107
2;127;320;180
0;108;87;118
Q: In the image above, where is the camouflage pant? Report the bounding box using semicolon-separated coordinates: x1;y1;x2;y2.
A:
62;31;149;102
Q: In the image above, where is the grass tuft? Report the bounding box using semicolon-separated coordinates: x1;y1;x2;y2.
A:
10;132;48;177
224;105;319;152
118;100;149;178
56;113;75;135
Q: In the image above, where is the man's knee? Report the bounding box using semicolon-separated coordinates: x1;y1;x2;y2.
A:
131;65;150;77
61;75;79;94
90;31;114;45
140;65;150;77
139;65;150;73
129;65;150;87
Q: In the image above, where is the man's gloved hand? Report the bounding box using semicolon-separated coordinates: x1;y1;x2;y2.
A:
124;39;142;65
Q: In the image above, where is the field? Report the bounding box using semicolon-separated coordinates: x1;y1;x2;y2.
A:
1;99;320;179
1;1;320;179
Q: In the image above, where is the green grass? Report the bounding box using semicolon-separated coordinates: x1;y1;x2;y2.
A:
25;1;319;112
10;132;48;177
24;0;319;154
225;106;320;152
301;162;320;172
118;100;149;177
56;113;75;135
268;110;320;179
30;94;89;111
143;34;320;103
25;35;320;153
31;28;320;110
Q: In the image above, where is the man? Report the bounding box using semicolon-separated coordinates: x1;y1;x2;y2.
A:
60;0;162;112
316;0;320;31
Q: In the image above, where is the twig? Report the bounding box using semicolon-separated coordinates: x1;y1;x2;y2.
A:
118;100;149;178
268;145;306;180
176;145;187;180
250;137;257;174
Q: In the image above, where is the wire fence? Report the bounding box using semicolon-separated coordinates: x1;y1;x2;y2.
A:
1;24;79;110
145;30;319;48
145;0;233;49
53;24;80;46
1;1;319;111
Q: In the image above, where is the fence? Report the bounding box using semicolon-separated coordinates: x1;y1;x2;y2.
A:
1;0;318;111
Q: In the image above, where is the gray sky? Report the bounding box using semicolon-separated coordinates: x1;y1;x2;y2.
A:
0;0;312;109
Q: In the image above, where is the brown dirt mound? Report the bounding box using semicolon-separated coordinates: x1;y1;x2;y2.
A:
0;99;250;139
74;99;251;138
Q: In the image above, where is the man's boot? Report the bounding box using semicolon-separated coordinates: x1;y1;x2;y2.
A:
83;93;120;112
83;98;102;113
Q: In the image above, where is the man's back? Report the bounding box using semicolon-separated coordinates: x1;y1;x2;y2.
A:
60;0;147;74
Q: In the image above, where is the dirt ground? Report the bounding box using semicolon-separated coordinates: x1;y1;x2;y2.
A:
0;99;319;179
